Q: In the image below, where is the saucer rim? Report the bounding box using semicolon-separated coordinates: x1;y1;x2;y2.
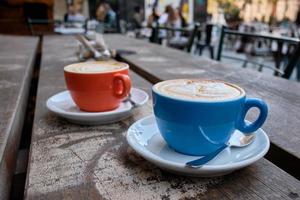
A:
126;115;270;171
46;87;148;117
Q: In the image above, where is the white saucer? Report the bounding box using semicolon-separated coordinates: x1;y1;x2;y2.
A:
126;115;270;177
46;88;148;125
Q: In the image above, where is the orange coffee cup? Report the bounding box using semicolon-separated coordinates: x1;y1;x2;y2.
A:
64;61;131;112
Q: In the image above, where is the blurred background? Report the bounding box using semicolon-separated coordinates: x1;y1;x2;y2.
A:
1;0;300;81
1;0;299;35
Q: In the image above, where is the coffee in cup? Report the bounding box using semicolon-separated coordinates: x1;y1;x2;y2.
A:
64;61;131;112
155;79;243;101
152;79;268;156
64;62;124;73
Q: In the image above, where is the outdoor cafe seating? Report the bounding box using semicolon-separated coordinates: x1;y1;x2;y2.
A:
0;0;300;199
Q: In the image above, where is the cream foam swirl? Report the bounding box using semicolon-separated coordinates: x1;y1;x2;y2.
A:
64;61;127;74
154;79;244;101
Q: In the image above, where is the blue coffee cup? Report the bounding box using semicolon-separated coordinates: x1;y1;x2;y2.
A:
152;80;268;156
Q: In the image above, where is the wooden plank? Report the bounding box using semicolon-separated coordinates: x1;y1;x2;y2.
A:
105;35;300;163
25;36;300;200
0;35;38;199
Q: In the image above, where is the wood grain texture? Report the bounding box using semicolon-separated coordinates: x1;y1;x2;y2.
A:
0;35;38;199
105;35;300;161
25;36;300;200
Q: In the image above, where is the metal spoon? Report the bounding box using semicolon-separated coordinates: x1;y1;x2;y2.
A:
123;93;137;107
185;133;255;168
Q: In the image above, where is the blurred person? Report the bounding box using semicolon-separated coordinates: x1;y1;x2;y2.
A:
158;6;168;25
147;7;160;28
164;5;181;39
177;7;187;28
155;5;186;45
294;6;300;81
132;6;144;38
150;5;185;43
96;2;117;29
165;4;181;28
295;6;300;27
156;5;180;34
96;3;107;21
133;6;143;29
103;3;117;28
251;18;261;30
148;7;160;42
280;17;291;30
155;5;169;43
64;3;85;23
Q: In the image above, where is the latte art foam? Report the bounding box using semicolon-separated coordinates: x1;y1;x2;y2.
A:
154;79;244;101
64;61;126;74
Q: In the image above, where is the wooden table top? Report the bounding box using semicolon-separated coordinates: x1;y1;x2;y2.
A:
0;35;38;199
25;35;300;199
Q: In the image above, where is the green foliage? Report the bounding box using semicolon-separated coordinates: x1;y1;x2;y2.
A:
217;0;241;21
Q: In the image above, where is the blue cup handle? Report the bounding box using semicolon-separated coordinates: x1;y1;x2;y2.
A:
237;98;268;134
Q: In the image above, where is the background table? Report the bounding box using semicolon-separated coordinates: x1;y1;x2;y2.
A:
0;35;38;199
25;35;300;199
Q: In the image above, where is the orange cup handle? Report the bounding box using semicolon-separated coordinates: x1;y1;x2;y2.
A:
113;74;131;99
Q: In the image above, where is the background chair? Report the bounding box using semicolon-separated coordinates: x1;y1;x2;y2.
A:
194;23;214;59
167;23;200;53
216;26;300;79
151;23;200;53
